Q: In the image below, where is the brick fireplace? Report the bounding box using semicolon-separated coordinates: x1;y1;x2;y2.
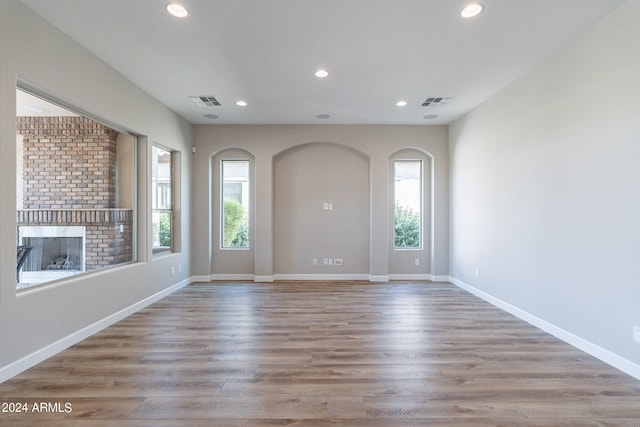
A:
16;116;133;284
17;209;133;272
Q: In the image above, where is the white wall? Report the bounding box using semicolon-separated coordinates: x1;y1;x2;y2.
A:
450;1;640;375
193;125;449;281
1;1;192;380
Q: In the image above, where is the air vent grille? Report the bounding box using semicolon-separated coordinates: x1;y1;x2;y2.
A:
189;96;221;107
421;97;453;107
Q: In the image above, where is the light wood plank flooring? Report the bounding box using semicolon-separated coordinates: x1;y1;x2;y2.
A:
1;281;639;426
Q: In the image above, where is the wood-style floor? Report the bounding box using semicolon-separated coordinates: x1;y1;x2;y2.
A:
1;281;639;426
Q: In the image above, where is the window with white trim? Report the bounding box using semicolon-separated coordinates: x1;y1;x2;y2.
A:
152;145;173;253
221;159;250;249
393;160;422;249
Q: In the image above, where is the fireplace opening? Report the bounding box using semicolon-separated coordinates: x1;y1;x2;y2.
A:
18;226;85;285
22;236;83;271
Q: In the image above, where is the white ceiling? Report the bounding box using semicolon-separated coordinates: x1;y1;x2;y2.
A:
19;0;626;125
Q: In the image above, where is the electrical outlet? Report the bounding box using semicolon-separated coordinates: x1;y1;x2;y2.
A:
178;264;182;273
475;268;480;278
170;266;175;275
334;259;343;266
633;326;640;344
415;258;420;266
323;258;329;265
328;258;333;266
313;258;318;266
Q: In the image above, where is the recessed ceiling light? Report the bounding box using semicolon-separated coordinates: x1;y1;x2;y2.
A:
204;114;218;119
424;114;439;120
166;3;188;18
315;69;329;78
396;100;408;107
315;114;331;119
236;100;247;107
461;3;483;18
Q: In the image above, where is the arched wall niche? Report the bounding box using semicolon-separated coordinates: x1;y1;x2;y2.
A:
273;142;370;276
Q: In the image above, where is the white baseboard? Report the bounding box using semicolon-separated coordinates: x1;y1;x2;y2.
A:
0;277;192;384
448;276;640;381
191;275;213;283
372;274;450;282
388;274;432;281
211;274;255;281
272;274;370;281
198;273;449;283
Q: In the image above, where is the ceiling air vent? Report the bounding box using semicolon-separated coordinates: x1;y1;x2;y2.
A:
189;96;221;107
421;97;453;107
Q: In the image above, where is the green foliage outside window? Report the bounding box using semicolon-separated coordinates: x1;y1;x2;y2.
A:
232;221;249;247
223;199;247;247
394;204;420;248
158;212;172;247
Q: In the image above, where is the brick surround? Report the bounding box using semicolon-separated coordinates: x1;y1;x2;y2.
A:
17;117;132;274
17;210;133;271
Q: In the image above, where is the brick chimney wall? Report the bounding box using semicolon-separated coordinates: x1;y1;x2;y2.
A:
17;116;117;209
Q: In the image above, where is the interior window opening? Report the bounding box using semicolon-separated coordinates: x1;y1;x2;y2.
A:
16;87;136;289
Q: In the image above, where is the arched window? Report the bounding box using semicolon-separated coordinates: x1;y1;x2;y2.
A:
221;159;250;249
393;159;423;249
